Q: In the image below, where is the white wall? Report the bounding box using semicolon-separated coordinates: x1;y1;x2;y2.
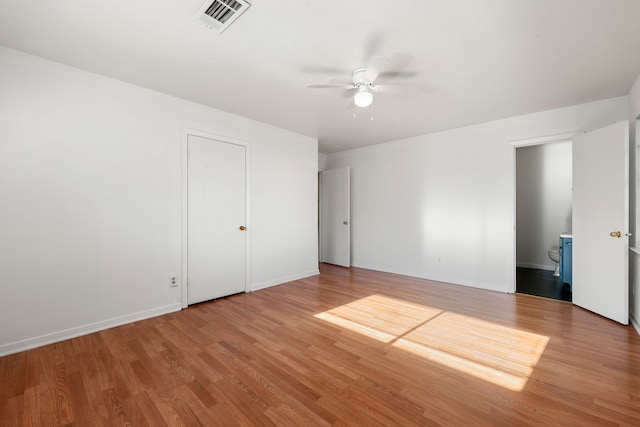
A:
0;47;318;355
326;97;627;293
516;142;572;270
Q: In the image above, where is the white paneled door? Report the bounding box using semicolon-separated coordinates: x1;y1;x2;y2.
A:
187;134;247;304
572;121;628;324
320;167;350;267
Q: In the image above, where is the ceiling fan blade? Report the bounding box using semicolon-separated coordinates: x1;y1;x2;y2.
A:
372;84;416;94
307;84;357;89
373;53;415;82
364;56;390;82
388;52;413;70
328;78;354;85
378;70;419;80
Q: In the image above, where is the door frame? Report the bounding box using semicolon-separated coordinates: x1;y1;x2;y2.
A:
181;128;251;308
509;131;578;293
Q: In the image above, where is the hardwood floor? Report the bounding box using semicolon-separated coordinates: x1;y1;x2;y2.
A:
2;264;640;426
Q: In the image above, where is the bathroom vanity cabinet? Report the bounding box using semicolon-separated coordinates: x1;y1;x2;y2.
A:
560;235;572;288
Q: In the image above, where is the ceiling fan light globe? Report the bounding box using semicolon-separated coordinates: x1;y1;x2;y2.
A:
354;90;373;108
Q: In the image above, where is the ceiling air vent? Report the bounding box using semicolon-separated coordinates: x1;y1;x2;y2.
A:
195;0;251;33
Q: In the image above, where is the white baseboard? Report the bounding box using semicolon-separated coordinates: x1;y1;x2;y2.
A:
516;262;555;271
351;262;507;293
0;303;182;357
250;270;320;292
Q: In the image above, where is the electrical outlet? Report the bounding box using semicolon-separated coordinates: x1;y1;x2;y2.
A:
170;275;178;287
436;256;441;263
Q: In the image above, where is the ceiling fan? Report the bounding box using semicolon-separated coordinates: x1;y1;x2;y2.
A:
306;54;415;108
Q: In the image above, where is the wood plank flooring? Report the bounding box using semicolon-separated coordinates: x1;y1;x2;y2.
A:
2;263;640;426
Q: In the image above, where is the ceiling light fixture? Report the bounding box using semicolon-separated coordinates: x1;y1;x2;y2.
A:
354;86;373;108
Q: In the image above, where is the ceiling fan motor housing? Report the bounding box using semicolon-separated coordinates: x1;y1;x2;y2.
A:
352;68;370;86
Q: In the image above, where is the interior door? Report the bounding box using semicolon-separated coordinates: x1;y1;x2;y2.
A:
187;134;246;304
572;121;628;324
320;167;350;267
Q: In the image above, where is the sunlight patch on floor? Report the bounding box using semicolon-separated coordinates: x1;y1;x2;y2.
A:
314;295;549;391
314;294;442;343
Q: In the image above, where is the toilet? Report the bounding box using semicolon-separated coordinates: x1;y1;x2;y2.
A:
548;245;560;277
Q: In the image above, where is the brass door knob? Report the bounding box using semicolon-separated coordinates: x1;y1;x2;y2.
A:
343;221;349;225
239;226;246;231
610;231;621;238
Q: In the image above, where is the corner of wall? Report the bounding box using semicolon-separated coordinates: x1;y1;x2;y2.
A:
318;153;328;171
0;303;182;357
250;270;320;292
628;72;640;331
631;313;640;336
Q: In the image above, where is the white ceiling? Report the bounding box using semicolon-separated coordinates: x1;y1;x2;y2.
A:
1;0;640;154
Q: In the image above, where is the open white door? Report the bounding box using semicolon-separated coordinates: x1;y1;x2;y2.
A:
572;121;628;324
320;168;350;267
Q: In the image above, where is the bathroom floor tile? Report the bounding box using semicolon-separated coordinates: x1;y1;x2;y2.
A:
516;267;572;302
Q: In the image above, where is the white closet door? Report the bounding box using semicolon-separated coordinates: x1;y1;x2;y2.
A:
188;134;246;304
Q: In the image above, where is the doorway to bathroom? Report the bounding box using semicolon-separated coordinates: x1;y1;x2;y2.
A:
515;139;573;302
